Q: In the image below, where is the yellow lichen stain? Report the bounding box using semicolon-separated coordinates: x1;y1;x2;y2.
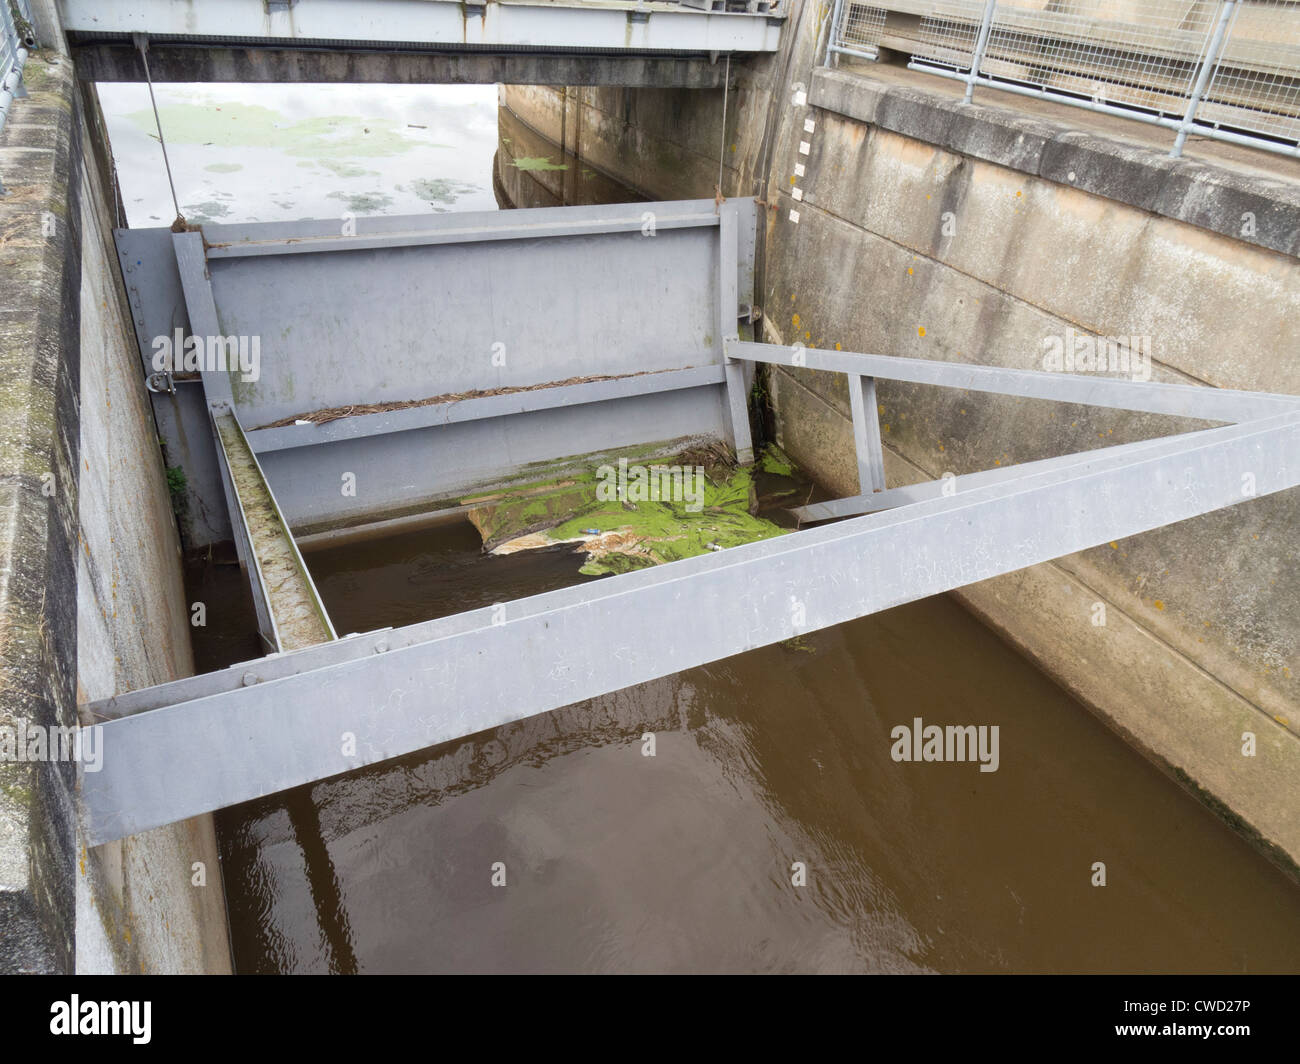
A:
1275;715;1290;726
1109;542;1118;549
907;267;914;275
917;326;926;337
1153;600;1165;611
883;424;891;432
792;313;800;327
790;175;797;185
834;342;842;350
1016;190;1022;198
804;331;811;340
878;404;885;415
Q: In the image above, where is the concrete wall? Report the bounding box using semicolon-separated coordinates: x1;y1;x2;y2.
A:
0;40;230;970
501;0;1300;872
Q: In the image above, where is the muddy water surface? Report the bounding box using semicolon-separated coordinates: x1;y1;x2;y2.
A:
200;494;1300;973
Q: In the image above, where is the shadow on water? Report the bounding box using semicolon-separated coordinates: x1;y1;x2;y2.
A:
492;102;649;209
193;461;1300;973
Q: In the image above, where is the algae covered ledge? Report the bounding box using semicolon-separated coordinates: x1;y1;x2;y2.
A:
463;440;804;576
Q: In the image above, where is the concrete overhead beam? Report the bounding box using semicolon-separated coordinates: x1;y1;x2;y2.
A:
58;0;784;83
70;44;739;87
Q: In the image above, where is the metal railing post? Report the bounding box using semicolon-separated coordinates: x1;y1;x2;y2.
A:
0;0;35;149
1171;0;1237;158
963;0;998;103
825;0;846;66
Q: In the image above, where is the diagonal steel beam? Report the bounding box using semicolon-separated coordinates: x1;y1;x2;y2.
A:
728;341;1300;423
79;412;1300;845
172;230;336;652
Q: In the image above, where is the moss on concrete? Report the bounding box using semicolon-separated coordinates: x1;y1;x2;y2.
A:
466;444;788;576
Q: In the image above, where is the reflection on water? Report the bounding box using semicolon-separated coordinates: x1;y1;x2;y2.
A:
493;104;648;209
207;508;1300;974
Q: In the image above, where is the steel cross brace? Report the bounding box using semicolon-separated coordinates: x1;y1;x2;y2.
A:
80;398;1300;844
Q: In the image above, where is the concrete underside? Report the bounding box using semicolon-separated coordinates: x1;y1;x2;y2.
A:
71;44;736;88
0;47;230;971
500;0;1300;874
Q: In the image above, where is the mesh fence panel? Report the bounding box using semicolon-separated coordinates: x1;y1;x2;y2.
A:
835;3;889;55
979;0;1219;116
838;0;1300;153
1198;1;1300;145
913;0;988;69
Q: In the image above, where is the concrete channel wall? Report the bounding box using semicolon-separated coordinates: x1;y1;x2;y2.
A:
501;0;1300;873
0;33;229;970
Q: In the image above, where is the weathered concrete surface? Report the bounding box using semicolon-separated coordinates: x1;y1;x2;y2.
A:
71;44;736;88
0;47;230;971
502;0;1300;872
0;46;82;974
808;65;1300;261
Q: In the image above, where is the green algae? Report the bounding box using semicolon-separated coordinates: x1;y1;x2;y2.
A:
184;199;232;222
327;190;395;213
124;101;447;160
465;451;788;577
410;176;479;205
316;159;378;178
213;413;332;650
759;444;795;477
511;156;568;172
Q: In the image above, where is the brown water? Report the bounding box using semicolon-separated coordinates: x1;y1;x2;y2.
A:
202;473;1300;974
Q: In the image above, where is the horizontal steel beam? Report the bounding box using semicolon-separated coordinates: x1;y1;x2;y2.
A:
203;208;720;259
80;411;1300;844
247;365;728;453
793;427;1212;523
58;0;784;55
728;341;1300;423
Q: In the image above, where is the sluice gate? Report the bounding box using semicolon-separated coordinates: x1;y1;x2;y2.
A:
84;198;1300;847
